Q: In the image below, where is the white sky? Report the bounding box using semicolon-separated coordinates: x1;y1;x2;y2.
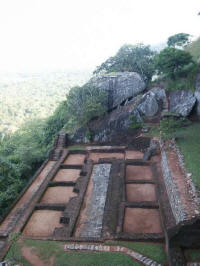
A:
0;0;199;72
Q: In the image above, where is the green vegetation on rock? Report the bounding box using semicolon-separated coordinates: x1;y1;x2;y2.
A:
94;44;156;82
65;84;107;133
186;37;200;61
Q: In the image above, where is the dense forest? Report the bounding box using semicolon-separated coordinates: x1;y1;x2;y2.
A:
0;70;91;136
0;34;200;219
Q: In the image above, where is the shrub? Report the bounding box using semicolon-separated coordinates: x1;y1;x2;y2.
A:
129;115;143;129
93;44;156;83
159;115;190;139
65;84;107;133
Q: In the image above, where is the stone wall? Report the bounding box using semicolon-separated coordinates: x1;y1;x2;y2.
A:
161;146;187;224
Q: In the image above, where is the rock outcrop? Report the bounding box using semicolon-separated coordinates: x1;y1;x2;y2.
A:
194;63;200;119
137;92;159;117
71;101;141;143
70;86;167;144
89;72;145;109
169;90;196;117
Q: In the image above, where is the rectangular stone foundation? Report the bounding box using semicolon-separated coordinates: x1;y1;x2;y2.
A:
126;165;153;181
53;169;80;182
63;154;85;165
40;186;77;204
123;208;162;234
23;210;63;237
126;184;156;202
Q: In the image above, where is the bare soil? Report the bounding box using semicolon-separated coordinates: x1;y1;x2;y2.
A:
63;154;85;165
40;186;77;204
0;161;55;231
89;152;124;163
53;169;80;182
125;150;143;160
21;246;54;266
123;208;162;234
126;165;153;181
22;210;62;237
126;184;156;202
166;148;199;219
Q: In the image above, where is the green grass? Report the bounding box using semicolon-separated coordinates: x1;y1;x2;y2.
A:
145;122;200;189
105;241;167;264
185;249;200;261
176;123;200;189
6;239;141;266
67;145;85;150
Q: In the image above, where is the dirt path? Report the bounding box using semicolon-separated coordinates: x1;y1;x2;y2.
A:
21;246;54;266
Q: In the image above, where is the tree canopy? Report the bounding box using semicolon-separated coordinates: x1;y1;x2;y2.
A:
93;44;156;82
167;33;191;48
154;47;193;80
66;84;107;132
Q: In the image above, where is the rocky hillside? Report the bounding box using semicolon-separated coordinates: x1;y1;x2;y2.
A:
69;64;200;144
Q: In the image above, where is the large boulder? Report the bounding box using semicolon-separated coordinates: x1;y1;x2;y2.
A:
169;90;196;117
137;91;159;117
89;72;145;109
150;87;167;102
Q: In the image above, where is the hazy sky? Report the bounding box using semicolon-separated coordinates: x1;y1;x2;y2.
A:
0;0;199;72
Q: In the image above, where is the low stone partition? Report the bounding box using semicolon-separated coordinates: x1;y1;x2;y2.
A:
160;140;200;265
161;147;186;224
160;141;200;230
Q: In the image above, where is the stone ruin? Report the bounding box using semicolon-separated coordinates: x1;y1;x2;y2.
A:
0;70;200;265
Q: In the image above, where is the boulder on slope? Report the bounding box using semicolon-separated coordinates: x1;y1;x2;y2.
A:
169;90;196;117
89;72;145;109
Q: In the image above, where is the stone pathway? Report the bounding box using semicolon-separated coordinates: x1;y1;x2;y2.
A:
75;164;111;238
64;243;162;266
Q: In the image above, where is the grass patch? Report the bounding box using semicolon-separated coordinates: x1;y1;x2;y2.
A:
6;239;141;266
6;241;31;266
176;123;200;189
185;248;200;261
67;145;85;150
105;241;166;264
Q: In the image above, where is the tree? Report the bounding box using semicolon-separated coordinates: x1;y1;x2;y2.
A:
93;44;156;82
154;47;193;80
66;84;107;132
167;33;191;48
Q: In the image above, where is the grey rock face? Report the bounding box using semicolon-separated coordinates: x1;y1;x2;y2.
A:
195;65;200;119
70;101;141;143
137;92;159;117
70;126;89;144
89;72;145;109
150;87;167;102
170;90;196;117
